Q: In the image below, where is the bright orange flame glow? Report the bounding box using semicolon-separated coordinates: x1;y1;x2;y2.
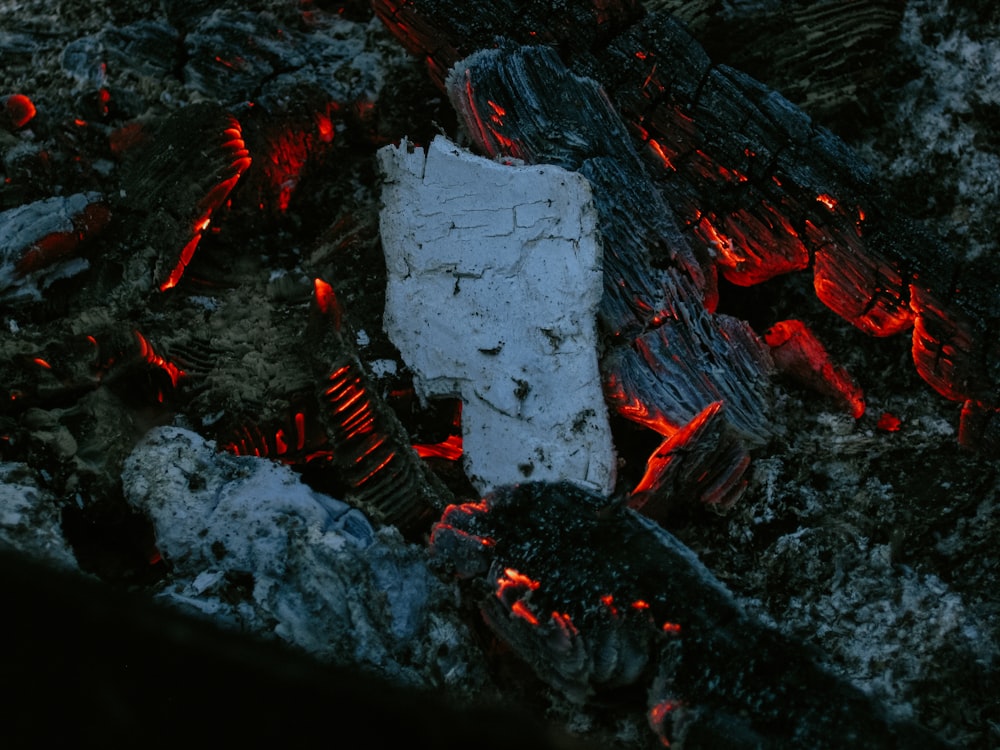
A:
648;139;676;171
316;113;334;143
551;611;578;636
600;594;619;616
496;568;541;626
412;434;463;461
32;358;52;370
816;193;838;211
510;601;539;625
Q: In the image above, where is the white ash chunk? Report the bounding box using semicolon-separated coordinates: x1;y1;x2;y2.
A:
378;136;615;494
122;426;488;691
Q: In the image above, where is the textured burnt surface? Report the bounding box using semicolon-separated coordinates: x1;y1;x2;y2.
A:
373;0;1000;454
1;1;999;748
432;482;949;748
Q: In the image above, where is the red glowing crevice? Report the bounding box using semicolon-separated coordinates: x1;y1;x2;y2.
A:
605;371;680;437
133;331;185;387
631;402;722;495
14;201;111;276
496;567;542;626
412;434;463;461
160;115;251;291
876;412;901;432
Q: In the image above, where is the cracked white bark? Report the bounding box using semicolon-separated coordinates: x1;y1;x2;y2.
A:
378;136;615;494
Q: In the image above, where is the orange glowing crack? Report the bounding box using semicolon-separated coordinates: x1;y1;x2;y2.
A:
354;452;396;487
632;403;723;495
412;434;463;461
816;193;838;211
134;331;184;387
648;139;676;171
496;568;541;626
551;611;578;637
600;594;619;616
160;116;250;291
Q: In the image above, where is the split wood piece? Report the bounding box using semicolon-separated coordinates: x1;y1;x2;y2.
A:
431;481;950;748
628;401;751;515
115;102;251;293
446;47;773;468
306;278;452;539
379;136;616;495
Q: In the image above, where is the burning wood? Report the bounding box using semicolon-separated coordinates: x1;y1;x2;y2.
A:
373;0;1000;457
1;2;998;747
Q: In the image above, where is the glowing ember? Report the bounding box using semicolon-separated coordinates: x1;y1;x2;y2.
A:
765;319;865;418
134;331;184;387
1;94;36;130
876;412;901;432
412;434;463;461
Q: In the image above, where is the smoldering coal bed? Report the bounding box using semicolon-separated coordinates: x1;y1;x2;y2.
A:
2;1;999;748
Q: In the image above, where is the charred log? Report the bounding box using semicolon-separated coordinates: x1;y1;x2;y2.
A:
431;481;950;748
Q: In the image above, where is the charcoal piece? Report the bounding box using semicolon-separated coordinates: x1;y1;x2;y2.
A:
183;10;307;102
601;12;876;285
231;86;338;220
372;0;644;88
603;269;773;442
1;93;36;131
765;318;865;418
0;192;109;305
810;221;914;337
305;280;451;539
115;102;251;293
627;400;751;514
430;481;950;748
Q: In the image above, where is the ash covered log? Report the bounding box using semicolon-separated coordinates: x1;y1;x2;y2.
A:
123;425;478;685
378;135;616;495
431;481;951;748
